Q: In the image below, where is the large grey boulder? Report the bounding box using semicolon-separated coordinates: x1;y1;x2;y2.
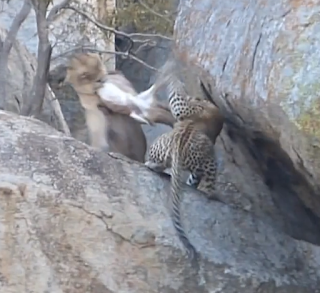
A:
173;0;320;241
0;110;320;292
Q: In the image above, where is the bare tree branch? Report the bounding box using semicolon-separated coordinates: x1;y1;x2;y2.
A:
64;5;173;41
0;0;31;110
46;0;72;22
133;40;154;55
137;0;172;24
52;45;159;72
47;85;71;136
25;0;52;116
92;49;159;71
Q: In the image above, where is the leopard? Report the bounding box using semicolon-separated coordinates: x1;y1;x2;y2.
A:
145;58;224;260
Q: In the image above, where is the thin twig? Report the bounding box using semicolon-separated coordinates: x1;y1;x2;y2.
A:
137;0;172;24
26;0;71;41
64;5;173;41
47;85;71;136
92;49;159;72
51;46;158;72
0;0;31;109
47;0;72;22
133;41;154;55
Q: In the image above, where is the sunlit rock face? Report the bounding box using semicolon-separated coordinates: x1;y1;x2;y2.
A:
173;0;320;245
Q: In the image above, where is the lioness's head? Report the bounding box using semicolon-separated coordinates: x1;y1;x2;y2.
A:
64;52;106;87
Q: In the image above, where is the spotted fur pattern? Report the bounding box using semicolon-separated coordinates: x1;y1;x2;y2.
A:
146;64;221;259
167;79;206;120
166;78;220;188
145;120;217;259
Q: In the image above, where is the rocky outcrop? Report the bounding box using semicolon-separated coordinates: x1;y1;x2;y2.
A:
0;27;67;133
1;109;320;292
3;0;320;290
173;0;320;244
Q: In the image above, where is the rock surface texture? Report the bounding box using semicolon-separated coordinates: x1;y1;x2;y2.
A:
173;0;320;244
1;110;320;292
2;0;320;291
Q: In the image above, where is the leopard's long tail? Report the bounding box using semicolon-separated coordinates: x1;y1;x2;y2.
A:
170;121;197;260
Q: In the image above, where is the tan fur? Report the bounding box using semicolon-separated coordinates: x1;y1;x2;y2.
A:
144;106;221;260
93;63;175;127
145;117;217;260
157;59;224;144
151;71;224;192
65;53;146;163
180;96;224;145
144;97;222;260
144;66;224;260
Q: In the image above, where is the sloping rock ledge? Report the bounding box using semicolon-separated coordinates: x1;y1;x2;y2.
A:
0;110;320;292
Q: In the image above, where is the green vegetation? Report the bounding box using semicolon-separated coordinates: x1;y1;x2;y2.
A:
104;0;175;35
296;98;320;139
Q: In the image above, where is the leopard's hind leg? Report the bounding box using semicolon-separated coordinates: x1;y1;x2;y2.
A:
197;158;218;200
186;173;201;188
145;132;172;173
